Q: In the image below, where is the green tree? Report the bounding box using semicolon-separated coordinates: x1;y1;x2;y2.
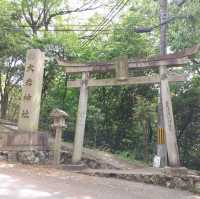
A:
0;0;28;119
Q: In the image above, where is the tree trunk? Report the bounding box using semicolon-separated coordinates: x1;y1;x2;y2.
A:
1;93;8;119
143;120;148;162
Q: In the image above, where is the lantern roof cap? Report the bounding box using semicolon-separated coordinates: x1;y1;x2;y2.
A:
50;108;68;118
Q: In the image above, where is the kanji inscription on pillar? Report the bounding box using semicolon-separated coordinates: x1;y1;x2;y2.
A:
18;49;45;132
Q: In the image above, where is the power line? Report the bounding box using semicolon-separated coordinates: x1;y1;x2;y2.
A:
0;25;129;33
0;14;194;35
0;0;129;38
81;0;127;47
0;26;111;32
81;0;130;48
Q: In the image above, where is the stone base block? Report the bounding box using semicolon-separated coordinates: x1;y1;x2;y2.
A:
164;167;188;176
61;162;87;171
0;152;8;161
2;150;49;164
17;150;49;164
194;182;200;194
0;132;49;164
6;132;48;151
8;152;17;163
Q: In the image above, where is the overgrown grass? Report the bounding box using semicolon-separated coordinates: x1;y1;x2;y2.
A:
115;151;150;167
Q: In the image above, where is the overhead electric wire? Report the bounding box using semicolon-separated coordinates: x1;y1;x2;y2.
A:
81;0;130;48
80;0;125;40
0;12;194;38
88;0;125;31
1;13;193;33
0;0;130;39
0;26;111;32
81;0;128;47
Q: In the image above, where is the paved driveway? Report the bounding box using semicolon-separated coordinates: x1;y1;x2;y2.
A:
0;162;199;199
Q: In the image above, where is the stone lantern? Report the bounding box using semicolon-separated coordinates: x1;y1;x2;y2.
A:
50;108;68;165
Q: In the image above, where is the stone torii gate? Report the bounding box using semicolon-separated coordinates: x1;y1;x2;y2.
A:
58;44;200;167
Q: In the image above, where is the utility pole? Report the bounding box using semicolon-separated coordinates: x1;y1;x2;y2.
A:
157;0;168;167
158;0;180;167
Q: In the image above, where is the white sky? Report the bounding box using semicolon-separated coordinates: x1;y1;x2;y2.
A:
69;0;175;24
68;0;106;23
68;0;126;24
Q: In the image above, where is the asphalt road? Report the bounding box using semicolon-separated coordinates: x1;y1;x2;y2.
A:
0;162;199;199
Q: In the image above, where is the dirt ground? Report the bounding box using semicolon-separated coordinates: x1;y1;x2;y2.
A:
0;161;199;199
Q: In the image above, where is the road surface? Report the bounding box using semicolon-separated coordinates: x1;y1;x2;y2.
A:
0;162;199;199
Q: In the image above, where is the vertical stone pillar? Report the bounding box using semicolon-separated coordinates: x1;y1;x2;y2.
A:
54;127;62;165
160;72;180;166
18;49;45;133
72;72;89;163
50;109;68;165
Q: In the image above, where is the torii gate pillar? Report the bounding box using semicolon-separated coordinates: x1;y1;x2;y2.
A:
72;72;89;163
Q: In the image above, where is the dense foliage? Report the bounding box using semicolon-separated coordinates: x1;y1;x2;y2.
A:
0;0;199;169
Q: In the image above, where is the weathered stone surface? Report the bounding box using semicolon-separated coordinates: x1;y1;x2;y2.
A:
18;49;45;133
8;152;17;163
17;150;49;164
50;109;68;119
173;177;188;189
194;182;200;194
0;134;8;148
150;175;160;185
166;180;175;188
164;167;188;176
60;151;119;169
0;132;49;153
0;152;8;161
7;133;48;149
79;169;200;194
62;163;87;171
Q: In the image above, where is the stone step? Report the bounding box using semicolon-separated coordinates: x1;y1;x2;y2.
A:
76;168;200;194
